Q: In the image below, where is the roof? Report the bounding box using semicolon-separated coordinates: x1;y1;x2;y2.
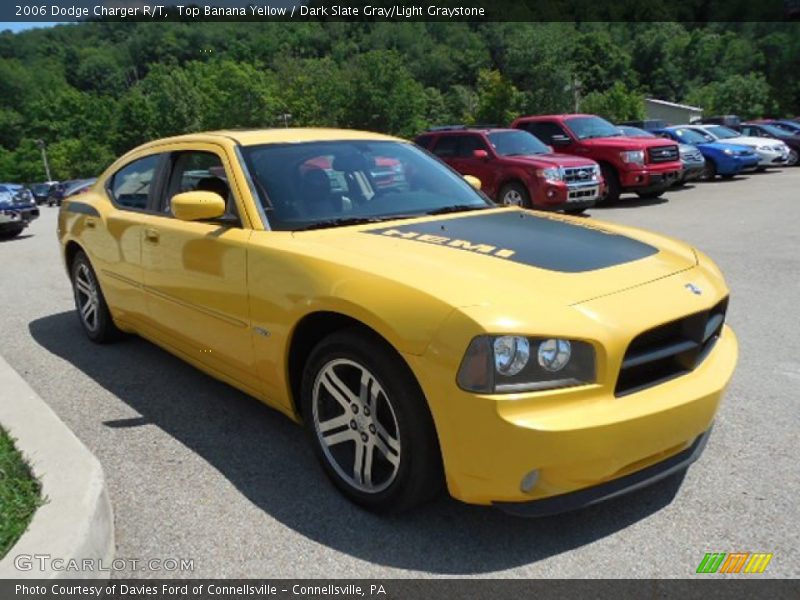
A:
645;98;704;112
211;128;402;145
135;128;403;151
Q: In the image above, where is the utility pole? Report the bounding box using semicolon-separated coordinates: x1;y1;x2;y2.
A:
281;113;292;128
35;139;52;181
573;76;582;113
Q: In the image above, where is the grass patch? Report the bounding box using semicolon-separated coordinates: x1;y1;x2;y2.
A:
0;426;42;559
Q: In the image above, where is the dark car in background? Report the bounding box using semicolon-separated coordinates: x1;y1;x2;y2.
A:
31;181;60;205
0;183;40;238
759;120;800;135
736;123;800;166
653;127;759;180
57;178;97;204
619;119;669;132
619;125;705;184
699;115;741;127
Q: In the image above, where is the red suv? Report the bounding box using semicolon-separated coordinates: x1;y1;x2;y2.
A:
414;127;602;214
510;114;682;203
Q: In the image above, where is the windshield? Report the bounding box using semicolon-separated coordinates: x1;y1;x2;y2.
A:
673;128;711;144
774;121;800;133
759;124;789;138
566;116;623;140
487;130;550;156
242;140;491;231
706;125;741;140
618;126;654;138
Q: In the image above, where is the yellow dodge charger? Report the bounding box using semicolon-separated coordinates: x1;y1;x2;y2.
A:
58;129;737;515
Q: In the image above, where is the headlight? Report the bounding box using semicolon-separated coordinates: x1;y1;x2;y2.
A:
536;167;562;182
457;335;596;394
757;145;773;151
620;150;645;165
722;148;734;156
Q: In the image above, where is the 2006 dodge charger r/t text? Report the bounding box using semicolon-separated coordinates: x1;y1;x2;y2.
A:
57;129;738;515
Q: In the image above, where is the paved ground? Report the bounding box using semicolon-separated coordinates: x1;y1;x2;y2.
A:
1;169;798;579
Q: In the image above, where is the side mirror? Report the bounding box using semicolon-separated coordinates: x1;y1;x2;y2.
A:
171;191;226;221
464;175;482;190
550;134;571;146
472;149;489;160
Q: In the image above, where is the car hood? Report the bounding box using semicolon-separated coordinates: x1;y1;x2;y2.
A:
698;141;752;153
289;208;697;308
574;137;679;153
502;153;598;168
714;136;782;148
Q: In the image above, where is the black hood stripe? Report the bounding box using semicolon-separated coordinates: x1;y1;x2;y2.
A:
364;211;657;273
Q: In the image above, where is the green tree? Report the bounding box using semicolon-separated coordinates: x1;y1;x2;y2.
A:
474;69;523;125
581;82;645;123
686;73;776;119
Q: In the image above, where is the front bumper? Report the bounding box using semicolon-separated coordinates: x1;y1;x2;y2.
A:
409;270;737;508
495;427;711;516
754;147;789;166
535;181;601;210
0;207;38;229
620;166;681;191
679;163;705;182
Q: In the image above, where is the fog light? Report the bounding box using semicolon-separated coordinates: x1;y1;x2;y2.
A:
520;469;540;493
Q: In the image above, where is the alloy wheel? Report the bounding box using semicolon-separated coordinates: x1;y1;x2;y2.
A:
312;358;401;494
74;263;100;333
502;189;524;206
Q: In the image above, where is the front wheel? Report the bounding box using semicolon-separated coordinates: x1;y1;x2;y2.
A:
498;182;531;208
301;329;443;513
635;190;665;200
702;159;717;181
70;251;122;343
0;226;24;239
788;149;799;166
598;165;621;204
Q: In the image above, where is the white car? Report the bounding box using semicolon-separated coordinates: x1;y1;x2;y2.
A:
687;125;789;168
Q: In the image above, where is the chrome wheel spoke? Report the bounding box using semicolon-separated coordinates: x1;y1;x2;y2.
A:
373;426;400;466
321;428;357;448
320;368;358;410
76;277;92;296
317;412;351;434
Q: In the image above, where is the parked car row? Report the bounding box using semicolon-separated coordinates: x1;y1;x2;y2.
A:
410;112;795;213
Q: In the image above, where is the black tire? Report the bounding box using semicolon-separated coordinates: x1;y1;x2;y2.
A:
702;159;717;181
721;174;735;180
788;149;799;166
598;164;621;204
635;189;665;200
70;250;122;343
301;328;443;513
497;181;531;208
0;226;24;239
564;207;588;215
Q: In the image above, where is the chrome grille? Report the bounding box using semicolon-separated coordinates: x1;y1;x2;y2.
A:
615;298;728;397
562;166;599;184
647;145;679;164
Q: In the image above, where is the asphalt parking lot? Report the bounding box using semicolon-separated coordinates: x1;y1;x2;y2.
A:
1;169;798;579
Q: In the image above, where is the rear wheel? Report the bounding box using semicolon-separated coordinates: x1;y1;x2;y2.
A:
301;328;443;513
598;164;620;204
498;182;531;208
70;251;122;343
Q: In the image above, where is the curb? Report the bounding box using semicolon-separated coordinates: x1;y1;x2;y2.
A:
0;355;114;579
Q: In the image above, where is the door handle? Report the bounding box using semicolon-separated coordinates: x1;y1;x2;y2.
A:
144;227;160;243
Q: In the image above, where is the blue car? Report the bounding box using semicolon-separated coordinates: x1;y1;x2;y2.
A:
653;127;760;180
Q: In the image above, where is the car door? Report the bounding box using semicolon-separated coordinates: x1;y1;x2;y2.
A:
140;144;258;393
450;134;498;195
521;121;579;155
94;152;164;326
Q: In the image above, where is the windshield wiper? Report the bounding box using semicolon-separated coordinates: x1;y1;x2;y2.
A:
426;204;491;216
297;215;418;231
